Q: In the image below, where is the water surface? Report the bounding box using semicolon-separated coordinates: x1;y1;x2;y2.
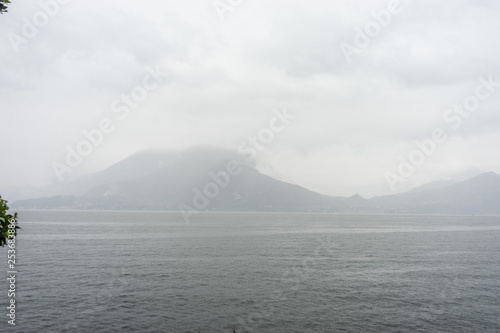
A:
1;211;499;332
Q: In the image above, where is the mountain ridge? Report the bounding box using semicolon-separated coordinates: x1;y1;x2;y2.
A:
11;148;500;215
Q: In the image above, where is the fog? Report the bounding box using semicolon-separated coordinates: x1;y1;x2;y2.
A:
1;0;500;200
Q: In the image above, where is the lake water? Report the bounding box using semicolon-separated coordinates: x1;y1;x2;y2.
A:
1;211;500;332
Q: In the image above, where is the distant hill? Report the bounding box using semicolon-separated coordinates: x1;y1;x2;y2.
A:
12;147;337;212
367;172;500;215
11;148;500;215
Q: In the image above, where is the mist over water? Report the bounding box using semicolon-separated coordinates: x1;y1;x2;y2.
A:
2;211;499;332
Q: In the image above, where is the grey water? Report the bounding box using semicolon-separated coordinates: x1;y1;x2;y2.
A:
1;211;500;332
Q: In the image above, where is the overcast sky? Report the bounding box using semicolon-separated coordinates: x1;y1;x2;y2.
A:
1;0;500;200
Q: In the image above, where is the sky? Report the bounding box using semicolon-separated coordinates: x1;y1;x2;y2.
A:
1;0;500;200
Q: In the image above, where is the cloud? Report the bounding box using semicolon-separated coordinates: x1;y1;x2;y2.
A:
1;0;500;199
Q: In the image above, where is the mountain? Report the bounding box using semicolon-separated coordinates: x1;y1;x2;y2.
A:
11;148;500;215
12;147;337;212
407;180;457;193
368;172;500;214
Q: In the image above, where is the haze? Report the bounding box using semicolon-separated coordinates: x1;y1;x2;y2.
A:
1;0;500;200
